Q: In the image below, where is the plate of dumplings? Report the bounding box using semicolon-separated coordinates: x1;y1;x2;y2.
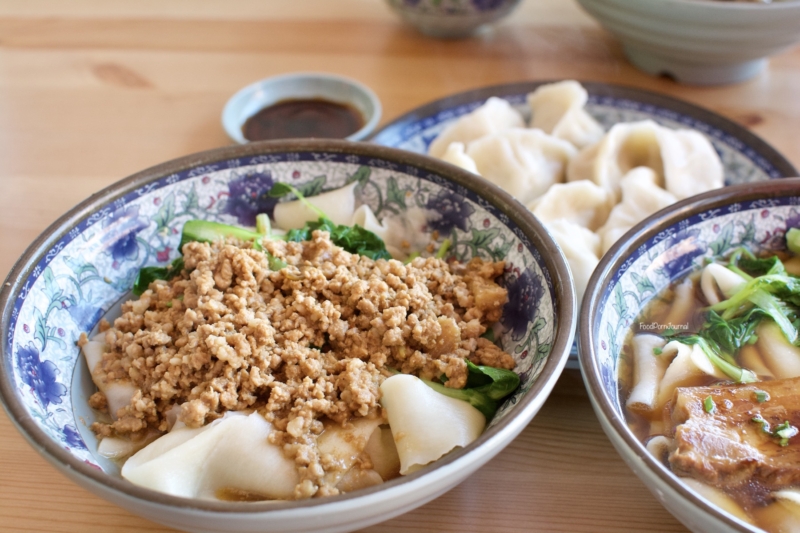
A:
371;80;798;367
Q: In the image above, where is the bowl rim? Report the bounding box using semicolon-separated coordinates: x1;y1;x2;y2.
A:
221;72;383;144
580;177;800;532
0;138;576;515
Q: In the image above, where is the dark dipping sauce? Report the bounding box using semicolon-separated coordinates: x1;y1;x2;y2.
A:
242;98;364;141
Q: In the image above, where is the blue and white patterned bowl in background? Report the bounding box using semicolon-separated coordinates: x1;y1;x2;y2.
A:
371;80;798;368
580;178;800;533
0;139;575;533
384;0;522;38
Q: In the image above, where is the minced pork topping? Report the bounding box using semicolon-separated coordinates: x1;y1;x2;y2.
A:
84;230;513;498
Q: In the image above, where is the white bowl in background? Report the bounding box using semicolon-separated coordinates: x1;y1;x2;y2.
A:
384;0;522;39
576;0;800;85
222;72;382;144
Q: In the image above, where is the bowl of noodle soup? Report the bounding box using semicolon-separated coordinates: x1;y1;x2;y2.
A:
581;178;800;533
0;139;575;533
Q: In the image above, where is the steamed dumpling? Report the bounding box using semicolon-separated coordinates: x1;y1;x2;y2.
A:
527;80;605;149
428;97;525;159
440;142;480;174
466;128;577;205
527;179;613;231
567;119;723;201
567;120;665;200
658;128;724;200
543;218;601;304
596;167;677;254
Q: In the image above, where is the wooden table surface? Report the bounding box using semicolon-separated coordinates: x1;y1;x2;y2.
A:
0;1;798;532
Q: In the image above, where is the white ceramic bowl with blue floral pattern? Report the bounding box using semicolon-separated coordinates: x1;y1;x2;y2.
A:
580;178;800;533
0;139;575;533
384;0;521;38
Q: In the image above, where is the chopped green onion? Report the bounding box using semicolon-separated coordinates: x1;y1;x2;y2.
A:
703;396;715;413
751;416;796;446
256;213;270;235
774;421;799;446
752;415;771;433
754;390;769;403
435;238;452;260
403;251;420;265
267;252;287;271
653;347;663;356
787;227;800;255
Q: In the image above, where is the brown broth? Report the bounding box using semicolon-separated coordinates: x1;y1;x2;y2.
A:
619;264;800;531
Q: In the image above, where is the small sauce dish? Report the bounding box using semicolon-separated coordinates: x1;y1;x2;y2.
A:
222;72;382;144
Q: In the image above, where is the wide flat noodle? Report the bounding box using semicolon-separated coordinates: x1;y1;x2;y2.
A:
380;374;484;475
317;417;382;488
122;412;299;500
273;181;357;229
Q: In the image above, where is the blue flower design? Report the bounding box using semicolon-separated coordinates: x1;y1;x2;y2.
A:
471;0;506;10
223;171;279;227
62;425;86;450
600;362;617;397
659;232;706;279
66;301;104;332
783;209;800;238
101;205;150;265
15;343;67;409
425;190;475;235
501;269;542;340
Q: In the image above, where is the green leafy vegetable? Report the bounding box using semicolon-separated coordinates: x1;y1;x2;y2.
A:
463;360;520;401
421;378;499;421
430;360;519;420
132;257;184;296
734;256;785;277
664;334;757;383
287;217;392;260
702;308;765;355
709;271;800;345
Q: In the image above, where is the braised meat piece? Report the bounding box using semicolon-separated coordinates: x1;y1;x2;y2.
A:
669;377;800;491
